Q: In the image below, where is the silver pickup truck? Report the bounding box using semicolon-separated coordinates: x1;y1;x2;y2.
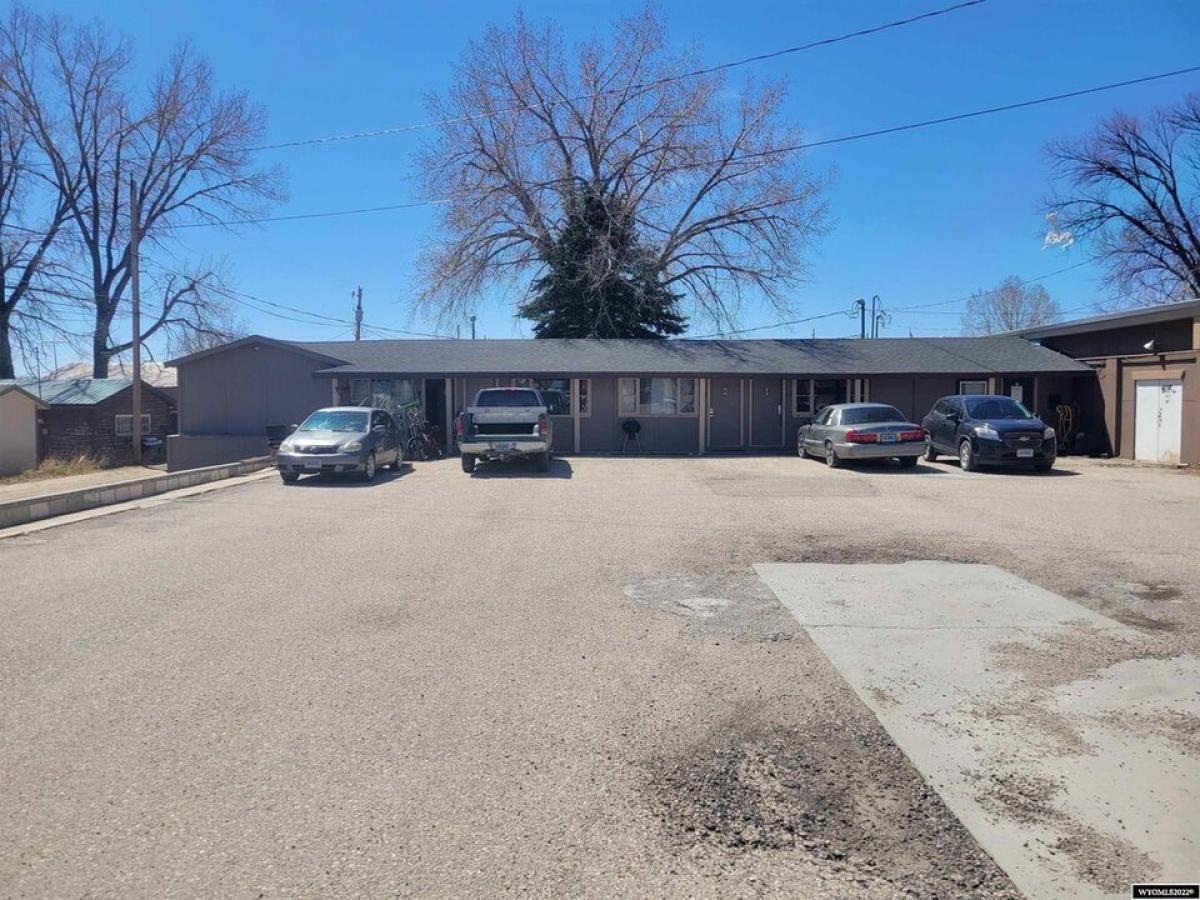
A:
454;387;554;473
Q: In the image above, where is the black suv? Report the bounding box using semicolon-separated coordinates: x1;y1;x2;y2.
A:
922;395;1056;472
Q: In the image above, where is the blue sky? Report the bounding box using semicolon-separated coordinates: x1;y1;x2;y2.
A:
37;0;1200;355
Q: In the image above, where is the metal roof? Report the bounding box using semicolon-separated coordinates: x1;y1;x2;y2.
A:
284;335;1090;377
12;378;135;406
1012;298;1200;340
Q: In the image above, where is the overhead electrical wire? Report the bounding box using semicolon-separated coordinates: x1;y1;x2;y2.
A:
247;0;989;152
7;65;1198;241
160;64;1200;233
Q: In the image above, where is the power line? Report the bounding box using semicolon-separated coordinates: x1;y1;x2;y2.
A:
690;308;852;339
247;1;988;152
887;259;1096;312
8;65;1198;240
154;64;1200;233
699;258;1100;339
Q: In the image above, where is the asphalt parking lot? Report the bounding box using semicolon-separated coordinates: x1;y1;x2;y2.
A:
1;454;1197;897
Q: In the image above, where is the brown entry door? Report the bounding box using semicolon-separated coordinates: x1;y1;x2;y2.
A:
708;377;742;448
750;377;784;447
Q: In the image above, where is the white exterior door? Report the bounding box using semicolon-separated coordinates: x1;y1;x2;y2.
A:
1134;379;1183;464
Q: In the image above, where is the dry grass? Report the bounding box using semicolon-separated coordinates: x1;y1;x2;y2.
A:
0;454;110;487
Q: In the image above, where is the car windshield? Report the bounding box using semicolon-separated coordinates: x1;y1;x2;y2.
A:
475;390;541;407
840;405;906;425
965;397;1033;419
297;410;369;432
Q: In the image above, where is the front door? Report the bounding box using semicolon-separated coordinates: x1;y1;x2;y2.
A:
749;377;784;447
707;377;742;448
1135;379;1183;464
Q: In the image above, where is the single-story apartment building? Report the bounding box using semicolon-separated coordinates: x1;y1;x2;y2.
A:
14;378;177;462
166;334;1092;470
0;381;47;475
1016;298;1199;466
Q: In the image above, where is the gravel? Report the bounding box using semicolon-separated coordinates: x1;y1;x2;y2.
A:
1;454;1196;897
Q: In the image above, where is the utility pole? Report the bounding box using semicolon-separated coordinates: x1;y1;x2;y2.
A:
871;295;888;338
854;298;866;339
469;315;477;340
129;176;142;464
353;286;363;340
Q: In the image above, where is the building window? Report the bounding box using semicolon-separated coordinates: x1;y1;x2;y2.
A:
336;377;419;410
958;379;989;395
511;378;587;416
618;377;698;416
813;379;847;413
114;413;152;436
578;379;590;416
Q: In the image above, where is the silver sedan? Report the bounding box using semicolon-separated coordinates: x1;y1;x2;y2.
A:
798;403;926;469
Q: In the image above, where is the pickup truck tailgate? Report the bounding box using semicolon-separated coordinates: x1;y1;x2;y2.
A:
468;406;544;424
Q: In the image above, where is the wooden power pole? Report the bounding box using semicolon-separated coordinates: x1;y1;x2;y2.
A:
129;176;142;464
354;286;363;340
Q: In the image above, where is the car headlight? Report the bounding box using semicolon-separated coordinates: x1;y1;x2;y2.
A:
279;439;294;452
1043;426;1056;441
342;439;363;452
973;425;1000;441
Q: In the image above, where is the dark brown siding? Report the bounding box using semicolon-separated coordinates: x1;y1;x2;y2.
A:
1031;312;1198;464
1040;318;1193;358
39;385;173;461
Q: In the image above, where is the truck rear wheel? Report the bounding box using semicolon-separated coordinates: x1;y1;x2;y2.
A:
461;453;476;474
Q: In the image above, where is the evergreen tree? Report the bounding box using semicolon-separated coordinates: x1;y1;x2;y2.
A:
519;189;685;339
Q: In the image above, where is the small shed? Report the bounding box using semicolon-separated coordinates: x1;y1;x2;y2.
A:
17;378;176;462
0;382;47;475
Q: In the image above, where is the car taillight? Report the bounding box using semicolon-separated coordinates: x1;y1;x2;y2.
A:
454;415;464;439
537;414;548;439
845;429;878;443
900;430;924;441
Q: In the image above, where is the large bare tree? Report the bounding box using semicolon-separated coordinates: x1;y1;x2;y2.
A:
0;7;78;378
4;11;282;376
961;275;1058;335
1046;94;1200;306
416;7;826;331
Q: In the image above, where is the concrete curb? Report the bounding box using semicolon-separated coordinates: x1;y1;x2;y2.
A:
0;457;272;530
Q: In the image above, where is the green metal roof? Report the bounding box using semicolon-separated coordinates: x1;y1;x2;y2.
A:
13;378;134;406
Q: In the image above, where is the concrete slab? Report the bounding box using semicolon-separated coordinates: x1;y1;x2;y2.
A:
755;561;1200;900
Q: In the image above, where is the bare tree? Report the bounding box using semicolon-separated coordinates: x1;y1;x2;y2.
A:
166;281;246;356
416;7;826;331
961;276;1058;335
0;7;78;378
5;12;282;376
1046;94;1200;306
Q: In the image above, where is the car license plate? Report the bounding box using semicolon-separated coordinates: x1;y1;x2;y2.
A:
1017;448;1034;458
879;433;897;443
304;460;321;470
491;441;515;451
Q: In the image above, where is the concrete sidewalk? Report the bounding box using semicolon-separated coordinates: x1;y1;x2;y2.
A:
0;457;272;530
0;464;167;504
756;561;1200;900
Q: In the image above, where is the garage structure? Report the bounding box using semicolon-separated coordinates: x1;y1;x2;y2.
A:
1016;299;1200;466
167;335;1089;470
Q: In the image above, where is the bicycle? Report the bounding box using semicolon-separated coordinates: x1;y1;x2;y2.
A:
401;405;444;461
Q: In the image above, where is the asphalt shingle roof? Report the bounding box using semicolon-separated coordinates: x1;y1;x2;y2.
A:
285;336;1090;377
